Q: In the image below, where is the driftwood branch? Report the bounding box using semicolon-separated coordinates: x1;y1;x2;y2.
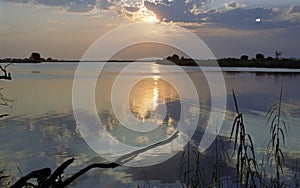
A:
11;131;180;187
62;131;179;187
0;114;9;119
0;63;12;80
11;168;51;188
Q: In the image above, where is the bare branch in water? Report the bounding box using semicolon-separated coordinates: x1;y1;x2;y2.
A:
0;63;13;80
11;131;180;187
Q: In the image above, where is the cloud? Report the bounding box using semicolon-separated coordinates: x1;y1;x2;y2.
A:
145;0;300;31
280;5;300;22
206;7;283;30
225;1;245;10
288;5;300;14
4;0;97;13
4;0;147;14
4;0;157;22
189;4;201;15
145;0;207;22
5;0;300;31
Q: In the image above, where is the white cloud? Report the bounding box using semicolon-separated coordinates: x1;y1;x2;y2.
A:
280;5;300;21
225;1;245;10
189;4;201;15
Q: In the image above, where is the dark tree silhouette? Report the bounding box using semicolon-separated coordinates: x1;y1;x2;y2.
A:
30;52;42;63
46;57;53;62
166;54;180;63
275;51;282;60
266;56;274;61
171;54;179;60
240;55;249;61
255;53;265;61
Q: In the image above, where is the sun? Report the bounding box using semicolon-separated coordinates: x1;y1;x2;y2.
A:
142;14;159;23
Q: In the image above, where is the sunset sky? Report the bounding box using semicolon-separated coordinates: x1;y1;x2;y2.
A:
0;0;299;59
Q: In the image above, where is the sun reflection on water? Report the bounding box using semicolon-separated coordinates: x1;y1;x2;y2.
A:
129;76;179;123
149;76;159;112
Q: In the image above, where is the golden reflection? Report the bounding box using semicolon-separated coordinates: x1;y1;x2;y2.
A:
149;76;159;111
129;77;179;123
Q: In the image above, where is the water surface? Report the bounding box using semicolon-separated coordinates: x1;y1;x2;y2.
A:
1;62;300;187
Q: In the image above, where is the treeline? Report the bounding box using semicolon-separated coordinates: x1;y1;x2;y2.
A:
160;52;300;68
218;53;300;68
0;52;77;63
2;51;300;69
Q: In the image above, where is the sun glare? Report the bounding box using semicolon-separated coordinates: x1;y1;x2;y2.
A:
137;5;159;23
142;14;159;23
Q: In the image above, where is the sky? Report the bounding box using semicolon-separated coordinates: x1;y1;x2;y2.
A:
0;0;300;59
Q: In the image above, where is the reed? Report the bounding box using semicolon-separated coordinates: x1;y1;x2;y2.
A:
266;87;289;187
210;135;229;188
294;159;299;188
178;141;205;188
230;89;261;187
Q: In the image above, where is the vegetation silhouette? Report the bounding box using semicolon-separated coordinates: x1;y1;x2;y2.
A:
157;52;300;69
1;51;300;69
11;131;179;188
0;52;61;63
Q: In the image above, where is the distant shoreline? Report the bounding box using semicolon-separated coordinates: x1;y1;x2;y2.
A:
0;60;149;63
2;59;300;69
156;57;300;69
1;55;300;69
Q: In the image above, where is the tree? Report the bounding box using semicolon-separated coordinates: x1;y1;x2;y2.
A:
240;55;249;61
30;52;42;63
166;54;180;63
171;54;179;60
275;51;282;60
255;53;265;61
266;56;274;61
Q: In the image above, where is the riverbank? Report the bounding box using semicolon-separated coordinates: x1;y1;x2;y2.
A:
156;57;300;69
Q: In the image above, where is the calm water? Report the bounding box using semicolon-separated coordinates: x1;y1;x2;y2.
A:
1;62;300;187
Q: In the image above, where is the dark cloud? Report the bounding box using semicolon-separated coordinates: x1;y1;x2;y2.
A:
288;5;300;14
4;0;300;31
145;0;205;22
207;8;283;30
5;0;154;14
145;0;299;30
125;6;140;12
